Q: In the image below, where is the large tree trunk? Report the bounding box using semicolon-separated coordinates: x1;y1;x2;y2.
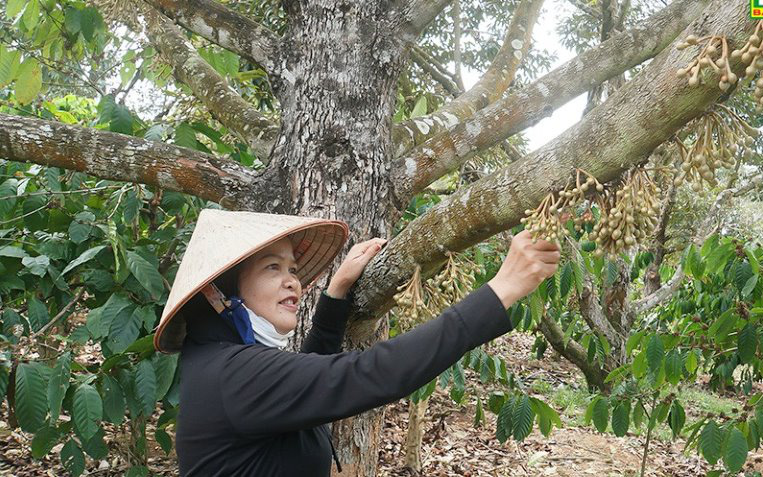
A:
270;2;406;474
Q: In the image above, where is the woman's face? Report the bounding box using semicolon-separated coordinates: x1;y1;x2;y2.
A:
238;237;302;334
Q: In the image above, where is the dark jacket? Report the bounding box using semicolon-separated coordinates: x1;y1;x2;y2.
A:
176;282;512;476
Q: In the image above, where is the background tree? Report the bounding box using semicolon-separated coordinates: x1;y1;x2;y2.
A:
0;0;761;475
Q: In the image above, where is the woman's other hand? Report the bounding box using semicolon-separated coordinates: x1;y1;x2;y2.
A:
326;238;388;298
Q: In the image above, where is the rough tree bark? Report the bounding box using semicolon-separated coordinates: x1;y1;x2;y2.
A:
0;0;755;474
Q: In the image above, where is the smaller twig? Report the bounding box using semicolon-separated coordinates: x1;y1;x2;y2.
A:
31;287;85;339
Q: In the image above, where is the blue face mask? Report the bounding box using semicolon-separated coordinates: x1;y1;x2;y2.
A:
219;296;293;348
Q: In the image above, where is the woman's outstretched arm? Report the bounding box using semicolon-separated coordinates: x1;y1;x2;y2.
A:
218;282;512;438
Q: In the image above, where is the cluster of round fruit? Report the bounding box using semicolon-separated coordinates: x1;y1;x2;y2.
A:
676;21;763;109
393;250;481;330
672;106;759;191
731;21;763;110
676;34;739;91
588;168;662;259
423;251;479;315
520;169;605;244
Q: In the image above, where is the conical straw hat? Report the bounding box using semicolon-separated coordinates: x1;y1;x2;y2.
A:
154;208;349;353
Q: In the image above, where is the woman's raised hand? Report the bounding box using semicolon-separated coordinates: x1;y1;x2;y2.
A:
487;230;561;309
327;237;388;297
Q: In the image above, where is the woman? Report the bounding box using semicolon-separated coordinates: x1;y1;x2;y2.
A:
154;209;560;476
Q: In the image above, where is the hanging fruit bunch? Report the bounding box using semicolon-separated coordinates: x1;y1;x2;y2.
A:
676;21;763;111
393;250;482;330
588;168;662;259
672;105;759;191
520;168;605;245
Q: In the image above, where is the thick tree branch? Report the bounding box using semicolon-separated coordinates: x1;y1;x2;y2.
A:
393;0;544;156
143;0;280;77
397;0;452;40
643;168;678;295
0;114;286;211
632;173;763;315
565;239;620;347
390;0;708;206
537;312;607;390
349;0;751;334
144;7;279;161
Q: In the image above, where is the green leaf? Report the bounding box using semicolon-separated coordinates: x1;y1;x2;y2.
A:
0;47;21;88
735;261;754;294
0;245;26;258
626;330;644;355
473;396;485;427
5;0;25;18
746;249;760;275
152;352;179;401
592;397;609;433
570;250;585;295
529;290;543;325
529;397;562;437
47;352;71;422
685;244;704;279
559;262;572;299
646;334;664;374
80;7;99;42
68;219;92;244
605;260;619;287
512;395;534;441
668;400;685;438
742;275;758;298
410;96;427;118
632;400;645;429
611;401;630;437
155;427;173;454
15;362;48;432
496;397;514;443
82;427;108;459
685;350;699;374
706;242;734;275
22;255;50;277
664;350;683;386
738;323;758;364
87;293;134;339
21;0;39;29
174;122;198;149
723;428;748;473
73;384;102;440
27;296;50;332
100;375;125;425
135;360;157;416
110;103;133;135
700;420;722;465
14;58;42;105
31;425;59;458
62;245;106;275
632;350;648;378
60;439;85;477
126;465;149;477
64;6;81;33
126;250;164;300
108;305;143;354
